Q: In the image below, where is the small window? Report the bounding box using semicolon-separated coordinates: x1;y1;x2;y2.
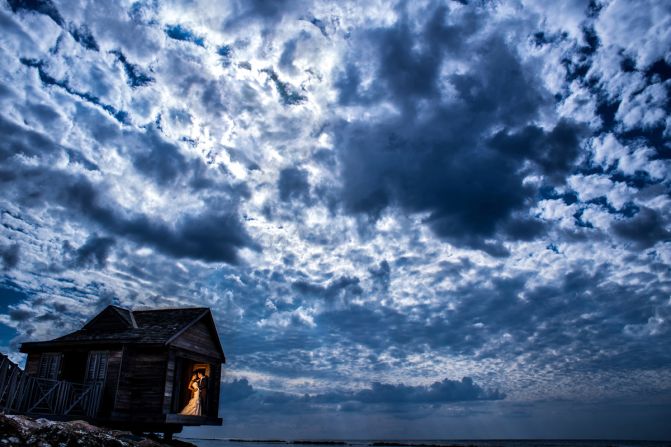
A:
85;351;108;382
37;353;61;380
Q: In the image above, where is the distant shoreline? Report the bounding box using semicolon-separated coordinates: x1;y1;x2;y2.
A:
181;438;671;447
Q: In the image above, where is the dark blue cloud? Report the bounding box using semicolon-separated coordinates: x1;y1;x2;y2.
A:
292;275;362;299
7;0;64;26
331;7;585;255
488;120;587;183
301;16;330;38
221;376;503;416
8;0;103;53
165;24;205;47
0;114;61;162
110;50;153;87
0;135;256;265
307;265;671;371
20;58;130;124
0;243;20;270
127;127;195;185
0;282;29;314
222;0;305;29
611;207;671;249
310;377;504;405
278;167;310;202
217;45;233;67
69;24;99;51
261;68;307;105
61;176;257;264
368;260;390;294
221;378;256;402
63;234;115;269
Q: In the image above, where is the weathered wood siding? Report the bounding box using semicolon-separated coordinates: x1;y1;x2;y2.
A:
168;318;224;418
114;347;167;419
99;349;123;417
170;320;223;360
25;353;40;376
208;362;221;417
162;351;176;415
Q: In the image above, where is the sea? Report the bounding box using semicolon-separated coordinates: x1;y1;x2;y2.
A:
179;439;671;447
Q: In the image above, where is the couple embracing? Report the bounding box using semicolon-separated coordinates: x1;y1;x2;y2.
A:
180;369;208;416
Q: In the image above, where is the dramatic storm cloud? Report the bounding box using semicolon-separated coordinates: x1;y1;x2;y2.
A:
0;0;670;440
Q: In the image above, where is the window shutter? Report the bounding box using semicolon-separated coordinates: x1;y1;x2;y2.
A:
86;351;109;382
37;356;48;378
86;353;98;380
96;353;107;381
37;353;61;380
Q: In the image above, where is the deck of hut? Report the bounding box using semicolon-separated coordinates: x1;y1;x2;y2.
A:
15;305;225;435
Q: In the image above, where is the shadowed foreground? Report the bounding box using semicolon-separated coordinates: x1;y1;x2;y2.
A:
0;414;196;446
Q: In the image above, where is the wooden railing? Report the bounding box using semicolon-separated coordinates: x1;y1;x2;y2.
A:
0;354;103;418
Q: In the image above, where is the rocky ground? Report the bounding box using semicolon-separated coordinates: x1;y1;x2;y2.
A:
0;413;197;447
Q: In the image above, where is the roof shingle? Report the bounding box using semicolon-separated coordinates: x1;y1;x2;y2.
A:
22;306;209;348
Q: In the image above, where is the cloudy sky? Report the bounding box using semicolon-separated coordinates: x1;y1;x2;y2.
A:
1;0;670;440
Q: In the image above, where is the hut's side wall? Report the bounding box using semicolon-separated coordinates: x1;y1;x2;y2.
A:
170;320;222;360
169;319;224;418
114;347;168;420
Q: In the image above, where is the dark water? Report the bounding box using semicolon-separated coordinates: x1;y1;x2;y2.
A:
181;439;671;447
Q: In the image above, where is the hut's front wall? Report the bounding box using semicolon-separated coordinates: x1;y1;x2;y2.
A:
170;319;222;360
99;349;123;417
166;319;223;419
24;344;220;425
21;348;123;420
113;346;168;421
208;358;221;417
23;349;122;383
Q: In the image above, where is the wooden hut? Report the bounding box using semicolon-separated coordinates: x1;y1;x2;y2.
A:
18;305;225;435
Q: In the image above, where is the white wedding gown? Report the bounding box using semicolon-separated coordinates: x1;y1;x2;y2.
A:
180;380;202;416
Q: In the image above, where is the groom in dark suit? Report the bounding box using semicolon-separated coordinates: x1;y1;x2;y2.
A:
197;369;208;413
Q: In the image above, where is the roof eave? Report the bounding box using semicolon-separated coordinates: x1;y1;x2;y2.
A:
19;340;164;353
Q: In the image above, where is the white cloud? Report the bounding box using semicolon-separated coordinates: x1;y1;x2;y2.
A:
596;0;671;68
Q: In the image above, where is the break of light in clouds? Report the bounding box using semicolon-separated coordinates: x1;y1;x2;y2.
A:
0;0;670;440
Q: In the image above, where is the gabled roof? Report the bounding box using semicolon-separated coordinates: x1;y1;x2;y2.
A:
20;305;225;360
82;305;138;330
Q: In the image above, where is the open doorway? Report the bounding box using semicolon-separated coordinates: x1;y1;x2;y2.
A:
60;351;87;382
171;358;212;416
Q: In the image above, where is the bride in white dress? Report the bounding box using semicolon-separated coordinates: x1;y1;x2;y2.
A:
180;373;202;416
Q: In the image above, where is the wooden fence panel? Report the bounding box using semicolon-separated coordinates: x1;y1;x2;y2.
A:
0;354;103;419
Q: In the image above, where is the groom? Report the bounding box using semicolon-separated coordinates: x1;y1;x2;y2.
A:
197;369;208;412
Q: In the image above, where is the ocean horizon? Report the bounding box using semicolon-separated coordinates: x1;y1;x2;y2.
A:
180;438;671;447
